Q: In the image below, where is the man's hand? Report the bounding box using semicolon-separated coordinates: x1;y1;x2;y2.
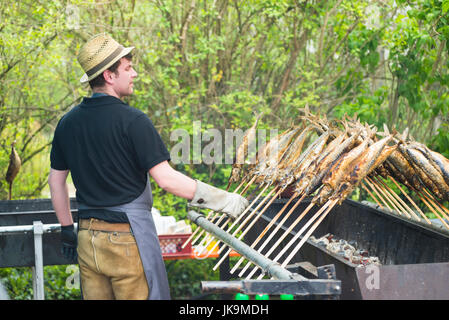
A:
61;225;77;261
188;180;249;219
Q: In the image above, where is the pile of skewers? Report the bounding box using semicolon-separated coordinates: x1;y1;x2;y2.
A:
184;109;449;280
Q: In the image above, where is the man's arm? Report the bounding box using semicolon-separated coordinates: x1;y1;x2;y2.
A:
48;168;73;226
149;161;249;219
149;161;196;200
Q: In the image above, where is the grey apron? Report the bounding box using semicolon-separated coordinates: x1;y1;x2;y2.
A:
78;178;171;300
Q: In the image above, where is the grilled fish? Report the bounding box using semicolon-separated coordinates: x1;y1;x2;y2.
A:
387;149;424;190
299;129;362;197
255;126;302;184
402;145;449;201
279;130;330;188
227;113;263;189
408;143;449;187
332;134;394;204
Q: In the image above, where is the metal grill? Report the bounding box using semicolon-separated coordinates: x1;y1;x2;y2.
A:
184;112;449;299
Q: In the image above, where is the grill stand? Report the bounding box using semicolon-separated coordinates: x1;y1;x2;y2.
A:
188;210;341;298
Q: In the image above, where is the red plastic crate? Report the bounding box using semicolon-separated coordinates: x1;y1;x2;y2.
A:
158;233;192;258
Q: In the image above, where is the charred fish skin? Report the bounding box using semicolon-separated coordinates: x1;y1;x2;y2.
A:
349;135;394;185
321;133;371;192
278;126;315;171
384;159;414;190
292;131;337;194
274;126;316;184
396;144;445;200
374;163;389;179
293;131;331;182
250;127;294;183
279;130;328;188
428;150;449;186
404;146;449;200
387;150;423;191
388;146;425;190
411;144;449;187
332;135;394;204
367;144;399;177
256;126;303;184
302;129;363;197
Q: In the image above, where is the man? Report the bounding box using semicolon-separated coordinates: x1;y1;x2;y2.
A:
48;33;248;300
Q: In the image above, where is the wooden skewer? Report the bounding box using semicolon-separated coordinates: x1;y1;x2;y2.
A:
246;198;325;280
230;191;300;274
213;186;281;271
369;176;410;218
216;184;278;253
388;176;431;224
366;176;405;216
240;175;258;196
204;182;272;257
362;179;392;210
201;181;271;261
280;199;339;269
361;181;384;208
182;177;250;249
195;214;228;255
189;212;220;247
192;176;262;249
238;192;308;277
198;180;266;255
365;177;398;213
374;176;420;221
415;189;449;229
421;188;449;221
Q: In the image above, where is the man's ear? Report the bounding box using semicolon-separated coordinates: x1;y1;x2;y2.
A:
102;70;115;85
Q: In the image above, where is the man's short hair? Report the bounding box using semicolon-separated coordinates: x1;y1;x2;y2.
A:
88;52;133;89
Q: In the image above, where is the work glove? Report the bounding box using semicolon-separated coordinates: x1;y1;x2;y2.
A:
188;180;249;219
60;224;78;261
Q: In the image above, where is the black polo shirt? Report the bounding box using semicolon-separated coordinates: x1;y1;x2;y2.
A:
50;95;170;213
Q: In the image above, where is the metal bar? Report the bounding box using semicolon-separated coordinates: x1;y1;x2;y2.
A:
0;209;78;216
0;223;78;235
187;210;305;281
33;221;45;300
201;279;341;296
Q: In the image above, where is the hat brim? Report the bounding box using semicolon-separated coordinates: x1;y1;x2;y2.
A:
80;46;134;83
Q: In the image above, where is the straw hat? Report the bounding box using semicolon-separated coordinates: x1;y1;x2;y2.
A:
77;33;134;83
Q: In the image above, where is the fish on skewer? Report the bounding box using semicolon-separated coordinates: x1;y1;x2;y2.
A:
331;134;395;204
277;125;316;172
425;150;449;186
396;143;447;201
278;130;332;189
290;130;347;194
227;113;263;190
246;127;297;184
315;128;374;205
387;150;424;192
407;142;449;188
300;128;363;197
292;131;332;182
254;126;303;184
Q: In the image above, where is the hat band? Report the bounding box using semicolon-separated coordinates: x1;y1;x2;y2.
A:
85;45;125;78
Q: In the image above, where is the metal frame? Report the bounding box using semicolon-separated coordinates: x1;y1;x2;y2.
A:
187;210;341;297
0;222;78;300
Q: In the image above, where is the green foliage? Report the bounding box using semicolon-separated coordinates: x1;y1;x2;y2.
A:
0;265;81;300
165;259;220;299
